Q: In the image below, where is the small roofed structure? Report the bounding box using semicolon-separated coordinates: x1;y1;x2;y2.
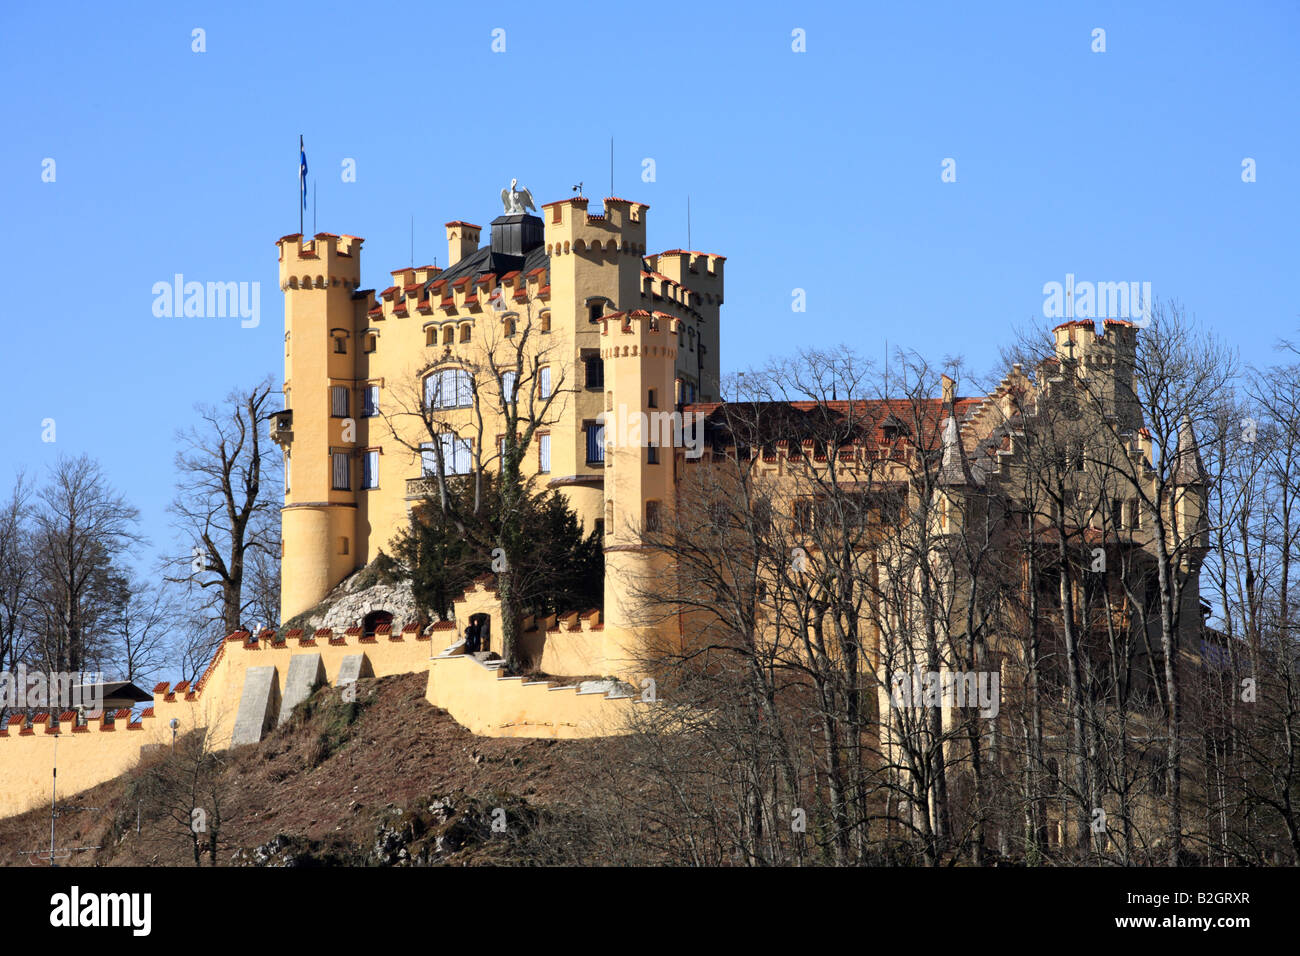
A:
71;681;154;712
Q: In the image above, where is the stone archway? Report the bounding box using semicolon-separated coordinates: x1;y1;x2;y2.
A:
362;610;394;637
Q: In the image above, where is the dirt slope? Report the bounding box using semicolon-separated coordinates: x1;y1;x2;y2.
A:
0;673;625;866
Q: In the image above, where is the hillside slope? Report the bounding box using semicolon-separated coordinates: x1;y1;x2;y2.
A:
0;673;628;866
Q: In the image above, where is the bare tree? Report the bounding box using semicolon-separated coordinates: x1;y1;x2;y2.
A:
30;455;142;673
166;379;282;641
0;472;36;699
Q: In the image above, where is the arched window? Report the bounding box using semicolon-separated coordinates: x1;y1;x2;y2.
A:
363;610;393;637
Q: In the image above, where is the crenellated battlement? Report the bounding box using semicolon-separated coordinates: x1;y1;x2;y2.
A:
1052;318;1137;365
648;249;725;306
599;309;680;358
543;197;648;258
371;265;550;325
277;232;364;291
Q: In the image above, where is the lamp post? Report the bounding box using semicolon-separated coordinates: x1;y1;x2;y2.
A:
169;717;179;749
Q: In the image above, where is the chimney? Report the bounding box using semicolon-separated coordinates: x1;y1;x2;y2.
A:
444;221;481;267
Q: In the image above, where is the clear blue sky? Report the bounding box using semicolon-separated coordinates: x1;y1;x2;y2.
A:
2;0;1296;569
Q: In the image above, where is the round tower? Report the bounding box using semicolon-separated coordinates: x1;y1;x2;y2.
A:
275;233;365;623
599;310;679;681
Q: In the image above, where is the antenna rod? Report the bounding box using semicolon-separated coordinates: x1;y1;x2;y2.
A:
687;195;691;250
610;137;614;196
313;180;317;235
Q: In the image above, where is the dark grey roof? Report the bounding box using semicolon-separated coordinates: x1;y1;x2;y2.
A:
424;240;550;299
72;681;153;704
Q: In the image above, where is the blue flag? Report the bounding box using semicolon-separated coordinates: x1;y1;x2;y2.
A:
299;138;308;211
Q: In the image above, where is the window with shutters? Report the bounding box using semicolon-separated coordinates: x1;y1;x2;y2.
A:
538;433;551;473
421;435;473;476
330;385;349;418
585;422;605;464
362;384;379;417
362;450;379;489
331;451;350;490
424;368;473;409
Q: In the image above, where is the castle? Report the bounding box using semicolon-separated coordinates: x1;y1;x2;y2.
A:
272;192;723;680
0;185;1216;855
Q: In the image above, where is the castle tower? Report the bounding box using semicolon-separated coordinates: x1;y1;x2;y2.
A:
1052;319;1141;434
275;233;366;622
600;309;679;680
541;197;650;533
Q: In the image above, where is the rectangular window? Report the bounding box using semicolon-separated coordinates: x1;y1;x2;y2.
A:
331;451;350;490
586;422;605;464
794;499;813;534
539;366;552;399
645;500;661;533
425;369;473;409
500;371;517;403
584;355;604;389
362;450;379;489
421;435;473;476
334;336;347;354
648;444;659;465
648;388;658;409
538;433;551;473
362;385;379;417
331;385;349;418
285;454;291;494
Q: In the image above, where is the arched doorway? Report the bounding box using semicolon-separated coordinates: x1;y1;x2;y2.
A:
363;610;394;637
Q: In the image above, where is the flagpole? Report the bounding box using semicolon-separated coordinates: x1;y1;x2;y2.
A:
299;135;304;236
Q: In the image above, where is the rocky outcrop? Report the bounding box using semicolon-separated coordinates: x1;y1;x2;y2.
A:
285;568;429;634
